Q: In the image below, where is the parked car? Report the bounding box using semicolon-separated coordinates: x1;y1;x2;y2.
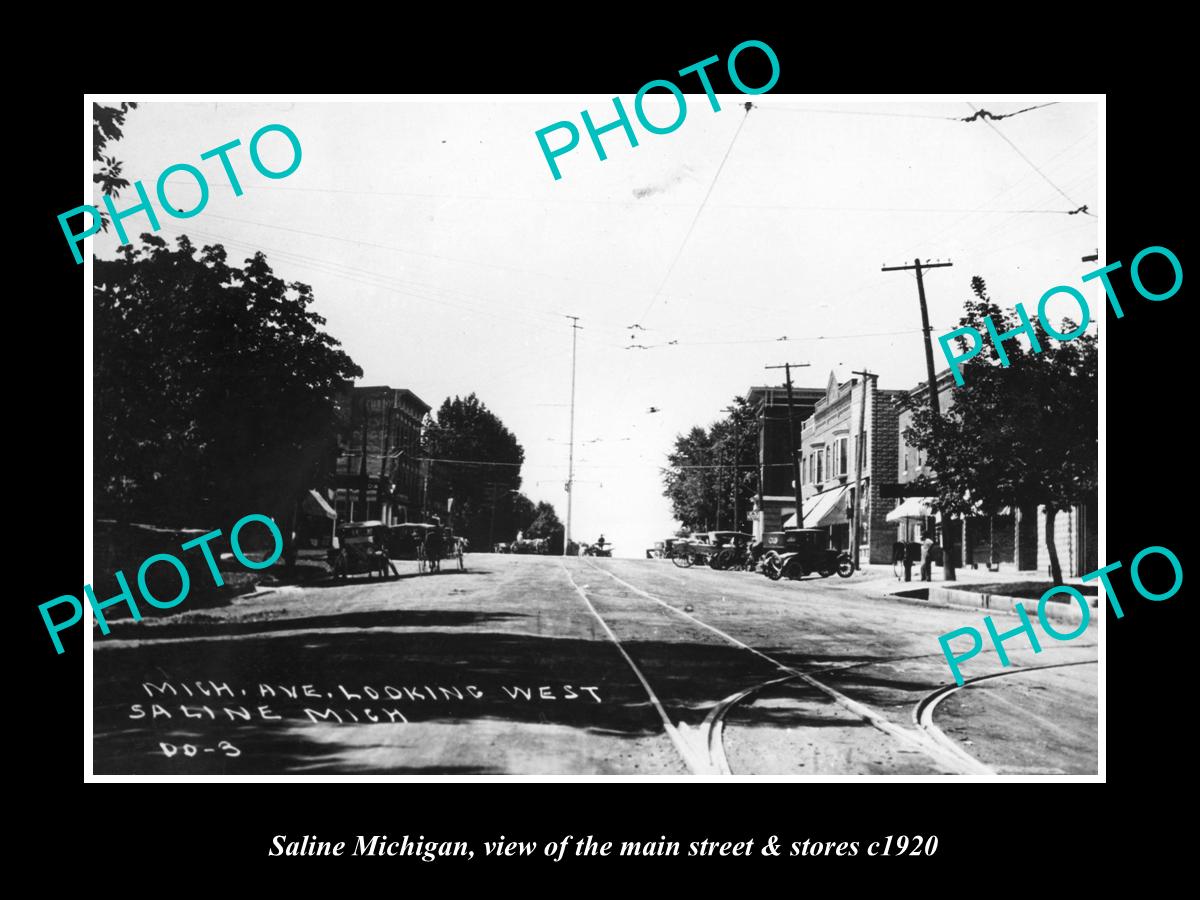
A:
705;532;756;570
385;523;434;560
760;528;853;580
646;541;665;559
329;521;396;579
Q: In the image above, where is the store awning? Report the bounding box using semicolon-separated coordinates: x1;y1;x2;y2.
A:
302;489;337;520
886;496;934;522
783;485;849;529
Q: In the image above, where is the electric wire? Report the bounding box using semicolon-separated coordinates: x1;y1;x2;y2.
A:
635;104;753;325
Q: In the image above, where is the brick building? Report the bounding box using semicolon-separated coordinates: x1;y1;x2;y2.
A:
746;383;825;537
895;368;1097;577
330;385;431;524
796;372;906;564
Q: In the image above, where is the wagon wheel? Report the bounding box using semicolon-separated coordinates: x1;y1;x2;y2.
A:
671;546;693;568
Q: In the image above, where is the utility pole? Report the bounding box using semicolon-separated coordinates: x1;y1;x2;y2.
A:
357;402;369;518
563;316;581;556
850;369;877;571
882;257;956;580
765;363;811;528
487;482;498;550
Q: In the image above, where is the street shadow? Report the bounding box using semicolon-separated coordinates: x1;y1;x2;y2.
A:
103;609;527;641
92;629;946;775
304;568;493;588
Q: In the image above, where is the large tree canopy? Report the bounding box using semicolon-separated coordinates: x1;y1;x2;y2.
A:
93;102;137;231
94;234;363;526
421;393;526;547
662;396;759;532
898;276;1097;583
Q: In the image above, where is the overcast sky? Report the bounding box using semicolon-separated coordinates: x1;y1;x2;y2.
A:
89;97;1099;556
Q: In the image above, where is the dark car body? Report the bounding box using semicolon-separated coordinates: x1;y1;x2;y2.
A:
761;528;853;579
385;523;435;559
328;521;392;578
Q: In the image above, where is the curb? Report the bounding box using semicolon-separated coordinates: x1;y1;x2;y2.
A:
925;585;1095;625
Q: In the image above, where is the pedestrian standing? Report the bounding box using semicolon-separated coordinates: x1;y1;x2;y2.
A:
920;530;935;581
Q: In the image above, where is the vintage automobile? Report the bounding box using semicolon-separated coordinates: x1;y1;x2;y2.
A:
705;532;758;570
328;521;397;579
668;532;712;568
385;523;432;560
760;529;853;580
646;541;665;559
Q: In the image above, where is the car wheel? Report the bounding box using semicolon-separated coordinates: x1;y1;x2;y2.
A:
837;558;854;578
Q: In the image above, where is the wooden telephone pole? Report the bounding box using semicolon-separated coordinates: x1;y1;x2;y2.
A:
881;257;956;580
850;369;877;570
765;363;811;528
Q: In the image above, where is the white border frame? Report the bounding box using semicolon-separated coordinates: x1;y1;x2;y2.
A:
82;92;1105;784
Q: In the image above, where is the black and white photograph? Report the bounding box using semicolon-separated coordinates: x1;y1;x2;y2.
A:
80;93;1104;778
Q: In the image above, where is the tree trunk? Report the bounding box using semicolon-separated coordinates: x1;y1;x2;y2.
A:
988;514;996;570
1044;507;1063;585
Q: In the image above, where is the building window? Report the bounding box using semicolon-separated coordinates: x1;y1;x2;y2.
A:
825;445;832;480
814;447;824;482
835;436;849;477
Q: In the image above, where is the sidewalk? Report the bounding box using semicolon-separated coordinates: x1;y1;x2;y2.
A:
863;562;1087;590
860;562;1097;625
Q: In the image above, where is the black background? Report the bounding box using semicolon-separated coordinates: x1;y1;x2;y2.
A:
22;20;1189;886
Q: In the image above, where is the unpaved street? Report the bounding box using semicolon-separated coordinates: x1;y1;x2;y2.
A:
93;555;1098;775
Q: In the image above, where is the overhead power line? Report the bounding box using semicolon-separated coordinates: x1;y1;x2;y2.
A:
965;103;1096;216
959;102;1059;122
636;102;754;325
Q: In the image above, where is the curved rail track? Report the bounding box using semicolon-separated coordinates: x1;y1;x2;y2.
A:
568;558;993;776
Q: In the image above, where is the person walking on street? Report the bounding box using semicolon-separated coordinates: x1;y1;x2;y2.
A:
425;516;444;573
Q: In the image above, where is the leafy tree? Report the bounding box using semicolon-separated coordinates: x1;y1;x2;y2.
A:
663;396;759;531
93;102;138;231
94;234;363;528
898;276;1097;584
421;394;525;547
525;500;564;553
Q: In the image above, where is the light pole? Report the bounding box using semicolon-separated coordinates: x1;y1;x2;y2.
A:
564;316;580;556
765;363;811;527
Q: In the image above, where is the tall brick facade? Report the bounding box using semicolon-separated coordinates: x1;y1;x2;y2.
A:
867;383;902;564
331;385;431;525
796;372;905;564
